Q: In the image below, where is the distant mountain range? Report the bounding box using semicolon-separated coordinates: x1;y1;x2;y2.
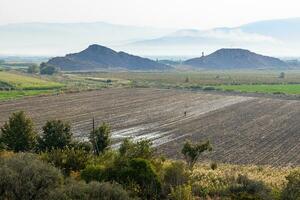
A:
184;49;288;69
47;44;170;71
1;18;300;57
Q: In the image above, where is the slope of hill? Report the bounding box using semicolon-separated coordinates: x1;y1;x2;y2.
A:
184;48;288;69
47;44;171;71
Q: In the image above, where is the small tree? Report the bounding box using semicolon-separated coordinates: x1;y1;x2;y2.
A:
40;63;58;75
279;72;285;79
89;122;111;155
38;120;73;151
0;111;37;152
119;138;153;160
181;140;212;169
27;64;39;74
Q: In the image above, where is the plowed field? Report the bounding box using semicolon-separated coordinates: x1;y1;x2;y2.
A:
0;88;299;166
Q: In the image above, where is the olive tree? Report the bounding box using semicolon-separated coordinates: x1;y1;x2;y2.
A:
181;140;212;169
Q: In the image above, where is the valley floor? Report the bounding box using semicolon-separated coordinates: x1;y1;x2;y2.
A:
0;88;299;166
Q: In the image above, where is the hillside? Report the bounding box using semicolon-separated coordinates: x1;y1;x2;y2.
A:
47;44;171;71
184;48;288;69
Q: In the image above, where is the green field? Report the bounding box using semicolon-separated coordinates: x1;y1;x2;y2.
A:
0;71;63;90
0;90;55;101
217;84;300;95
0;71;64;100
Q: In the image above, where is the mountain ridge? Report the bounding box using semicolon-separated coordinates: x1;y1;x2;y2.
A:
183;48;288;69
47;44;171;71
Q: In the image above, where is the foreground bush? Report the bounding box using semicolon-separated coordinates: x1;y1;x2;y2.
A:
41;148;91;175
281;170;300;200
50;179;131;200
0;153;63;200
162;161;189;194
228;175;273;200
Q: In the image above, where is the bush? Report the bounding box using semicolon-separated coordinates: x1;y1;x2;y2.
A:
111;158;162;199
0;111;37;152
81;165;107;183
49;179;131;200
170;184;194;200
210;162;218;170
163;161;189;194
119;138;154;160
38;120;73;151
228;175;273;200
281;170;300;200
41;148;91;176
0;153;63;200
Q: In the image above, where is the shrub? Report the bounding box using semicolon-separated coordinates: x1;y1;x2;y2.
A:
119;138;154;160
49;179;131;200
0;111;37;152
89;122;111;155
170;184;194;200
81;165;107;183
228;175;273;200
0;153;63;200
281;170;300;200
41;148;90;176
112;158;162;199
210;162;218;170
38;120;73;151
163;161;189;194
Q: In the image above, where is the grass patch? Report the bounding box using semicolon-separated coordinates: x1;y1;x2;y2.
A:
0;71;64;90
0;90;55;101
217;84;300;95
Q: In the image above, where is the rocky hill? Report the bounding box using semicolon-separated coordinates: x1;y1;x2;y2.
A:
47;44;171;71
184;48;288;69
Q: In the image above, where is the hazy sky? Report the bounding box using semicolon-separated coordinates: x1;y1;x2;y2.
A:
0;0;300;29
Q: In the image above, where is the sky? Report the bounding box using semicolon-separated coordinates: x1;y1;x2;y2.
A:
1;0;300;29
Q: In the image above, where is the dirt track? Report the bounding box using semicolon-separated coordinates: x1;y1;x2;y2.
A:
0;88;299;166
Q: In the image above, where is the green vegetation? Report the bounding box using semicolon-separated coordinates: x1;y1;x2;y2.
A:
0;111;37;152
217;84;300;95
0;111;299;199
0;71;63;100
0;71;63;90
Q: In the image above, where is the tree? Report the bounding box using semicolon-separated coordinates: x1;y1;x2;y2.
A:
27;64;39;74
279;72;285;79
40;63;58;75
181;140;212;169
89;122;111;155
0;111;37;152
119;138;153;160
38;120;73;151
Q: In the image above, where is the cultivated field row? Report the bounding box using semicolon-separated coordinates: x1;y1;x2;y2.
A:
0;88;299;166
